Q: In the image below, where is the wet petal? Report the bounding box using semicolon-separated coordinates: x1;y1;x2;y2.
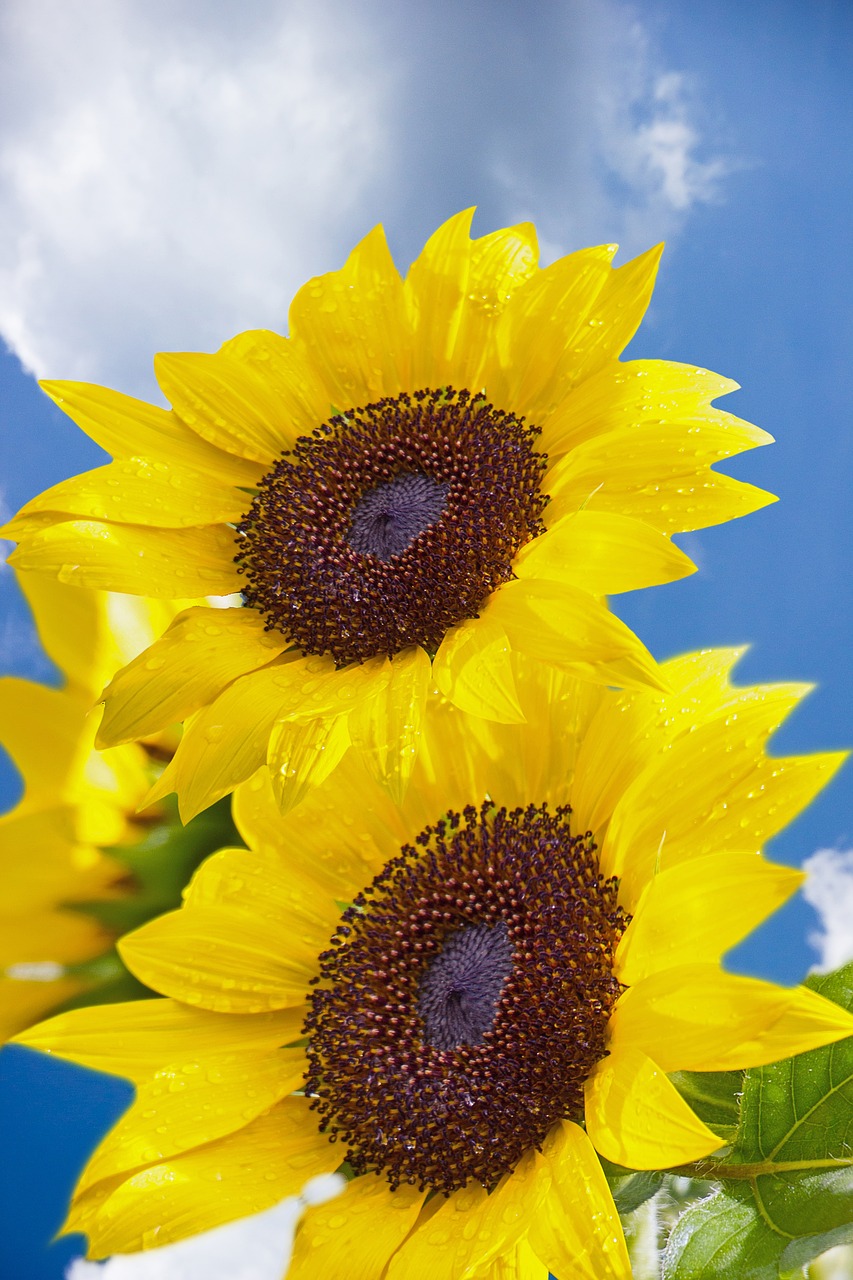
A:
118;906;317;1013
615;854;804;983
98;606;287;746
585;1046;723;1169
289;1174;427;1280
8;520;242;597
348;646;431;801
516;510;695;594
433;617;526;725
611;963;853;1071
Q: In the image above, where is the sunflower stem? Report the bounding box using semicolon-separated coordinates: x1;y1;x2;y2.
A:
624;1194;661;1279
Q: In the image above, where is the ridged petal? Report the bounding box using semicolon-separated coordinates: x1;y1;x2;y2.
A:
615;854;804;984
0;977;86;1042
289;1174;427;1280
570;647;748;838
267;714;352;813
154;330;327;464
13;997;304;1083
233;762;406;902
147;654;389;821
491;245;617;415
433;616;525;724
527;1121;632;1280
37;380;260;484
584;1046;723;1169
78;1046;306;1193
348;646;431;801
184;844;340;951
516;510;695;594
3;458;247;533
405;211;539;390
603;684;847;902
76;1099;336;1257
539;358;768;458
610;963;853;1071
118;907;316;1013
485;578;667;693
290;225;410;405
8;520;242;596
98;606;286;747
387;1148;551;1280
545;422;775;534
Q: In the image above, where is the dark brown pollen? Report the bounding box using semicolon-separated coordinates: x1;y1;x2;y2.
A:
302;801;629;1195
234;388;548;665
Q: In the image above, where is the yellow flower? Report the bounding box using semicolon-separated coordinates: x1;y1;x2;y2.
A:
17;650;851;1276
3;213;773;820
0;573;184;1039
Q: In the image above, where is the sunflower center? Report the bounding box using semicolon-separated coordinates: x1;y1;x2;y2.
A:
235;388;548;666
417;922;513;1050
303;801;629;1194
347;473;450;561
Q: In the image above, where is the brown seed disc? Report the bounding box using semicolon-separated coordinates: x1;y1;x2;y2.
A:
235;388;548;665
303;801;629;1194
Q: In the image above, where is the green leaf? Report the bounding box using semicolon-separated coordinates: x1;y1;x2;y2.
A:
669;1069;743;1142
609;1170;665;1215
664;961;853;1279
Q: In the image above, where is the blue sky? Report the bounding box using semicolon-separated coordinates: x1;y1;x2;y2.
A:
1;1;851;1275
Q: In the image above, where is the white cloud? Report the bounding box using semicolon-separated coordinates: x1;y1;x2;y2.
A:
0;0;730;397
803;848;853;973
64;1172;345;1280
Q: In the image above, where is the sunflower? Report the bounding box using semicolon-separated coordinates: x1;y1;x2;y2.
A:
17;649;851;1276
2;213;774;820
0;573;198;1037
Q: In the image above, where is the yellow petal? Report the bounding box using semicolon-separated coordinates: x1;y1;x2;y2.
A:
527;1120;632;1280
571;647;748;838
289;1174;427;1280
267;714;352;813
17;573;185;701
492;245;617;415
539;357;768;459
0;809;119;909
184;844;340;952
516;510;695;594
0;678;92;803
471;1238;545;1280
406;212;540;390
233;762;406;902
38;380;260;485
118;906;317;1013
603;684;846;902
610;963;853;1071
78;1046;306;1193
290;225;410;405
79;1098;336;1257
433;616;525;724
154;335;323;465
545;421;775;534
615;854;804;984
348;646;431;801
0;976;86;1042
387;1148;551;1280
485;578;667;693
584;1046;723;1169
98;606;287;746
155;653;390;821
0;909;107;965
9;519;242;596
5;458;248;531
14;997;304;1083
